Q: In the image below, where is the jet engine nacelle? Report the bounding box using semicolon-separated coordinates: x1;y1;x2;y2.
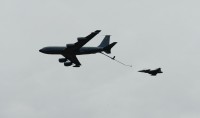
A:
77;37;86;41
66;44;75;48
64;62;72;66
59;58;67;63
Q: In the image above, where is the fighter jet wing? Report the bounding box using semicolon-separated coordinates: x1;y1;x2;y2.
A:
150;73;157;76
73;30;101;50
63;54;81;67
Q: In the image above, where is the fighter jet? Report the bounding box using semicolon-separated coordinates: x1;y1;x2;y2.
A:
138;68;163;76
39;30;117;67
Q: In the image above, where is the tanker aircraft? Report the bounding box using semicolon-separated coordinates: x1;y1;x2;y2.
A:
39;30;117;67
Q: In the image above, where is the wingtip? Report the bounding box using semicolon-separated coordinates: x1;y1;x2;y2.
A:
113;42;117;44
95;30;101;33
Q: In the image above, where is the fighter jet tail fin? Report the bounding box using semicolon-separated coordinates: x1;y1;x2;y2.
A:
157;68;163;73
103;42;117;54
98;35;110;48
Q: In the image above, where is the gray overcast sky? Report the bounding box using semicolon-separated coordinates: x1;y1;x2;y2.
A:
0;0;200;118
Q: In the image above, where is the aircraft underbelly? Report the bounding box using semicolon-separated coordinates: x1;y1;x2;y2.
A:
49;48;65;54
77;51;97;55
79;53;95;55
77;48;102;55
40;47;65;54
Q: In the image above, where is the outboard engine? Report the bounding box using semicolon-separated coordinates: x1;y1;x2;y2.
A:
77;37;86;41
64;62;72;66
59;58;67;63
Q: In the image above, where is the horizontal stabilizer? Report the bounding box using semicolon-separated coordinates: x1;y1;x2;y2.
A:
103;42;117;54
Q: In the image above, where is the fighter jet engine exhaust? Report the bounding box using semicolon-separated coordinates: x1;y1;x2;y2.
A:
59;58;67;63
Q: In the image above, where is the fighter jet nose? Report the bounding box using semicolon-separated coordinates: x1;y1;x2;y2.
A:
39;49;44;53
138;70;144;72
